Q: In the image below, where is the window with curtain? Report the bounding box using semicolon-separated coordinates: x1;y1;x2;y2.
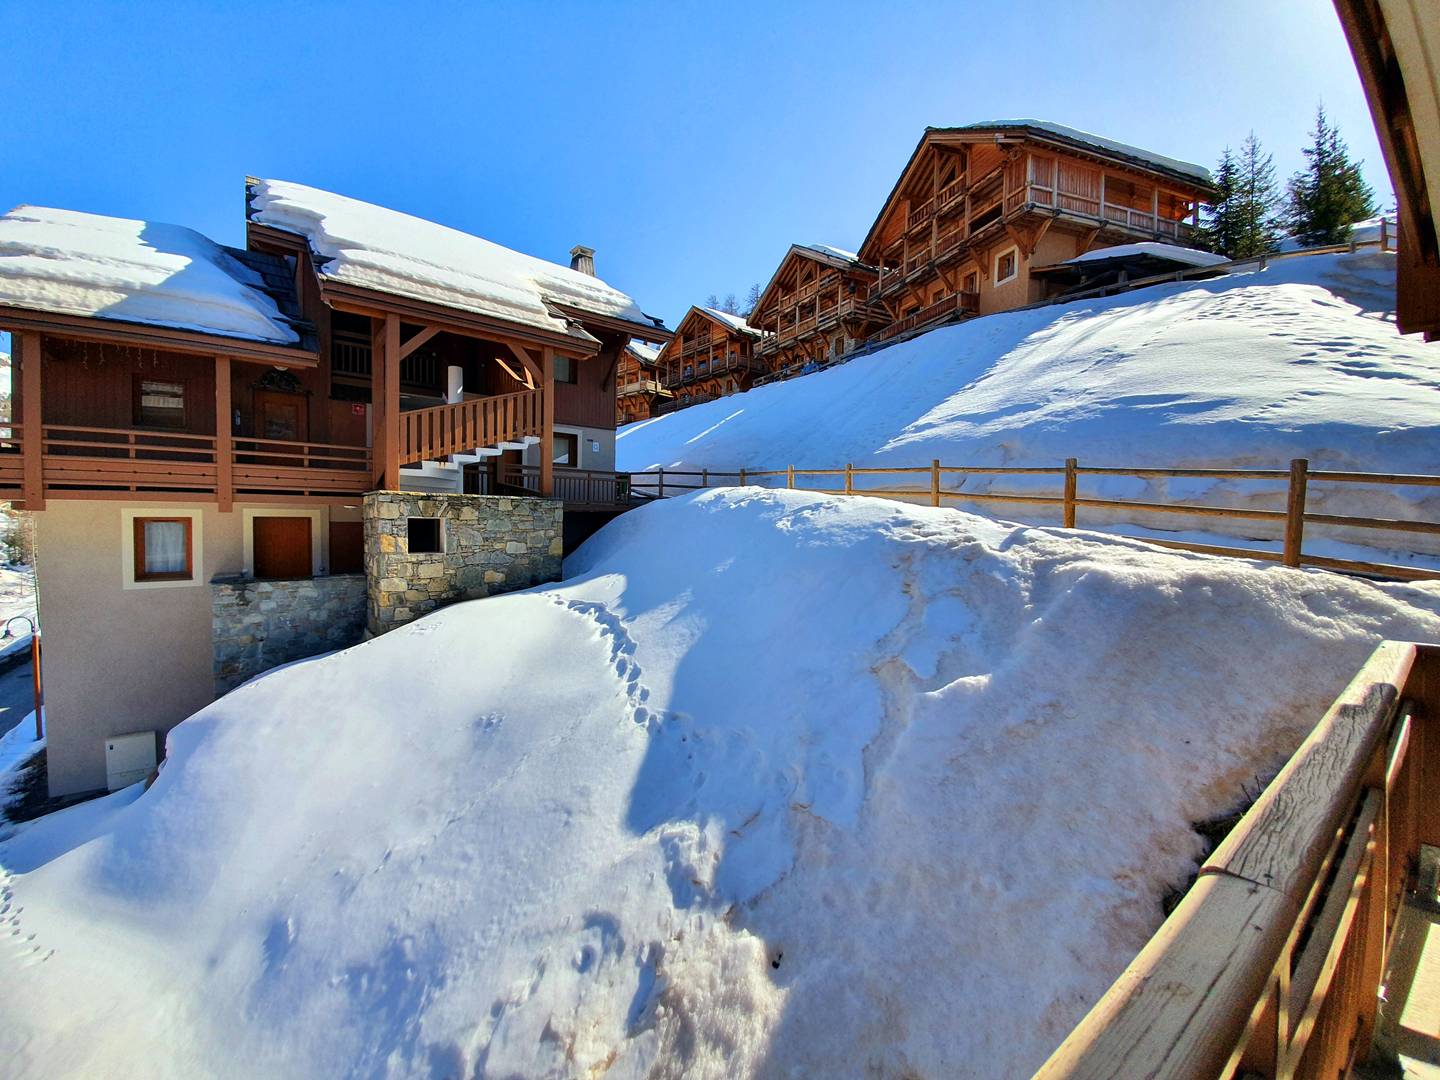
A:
134;517;193;581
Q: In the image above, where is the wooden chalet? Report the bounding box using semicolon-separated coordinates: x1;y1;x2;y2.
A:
0;183;668;797
747;244;886;379
652;306;766;415
616;339;670;423
857;121;1216;343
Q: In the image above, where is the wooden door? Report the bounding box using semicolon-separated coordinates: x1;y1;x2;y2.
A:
329;521;363;575
255;391;309;443
253;516;312;579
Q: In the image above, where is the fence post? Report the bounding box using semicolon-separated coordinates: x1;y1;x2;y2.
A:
845;463;853;496
1381;216;1389;252
739;467;747;487
1284;458;1308;568
1064;458;1078;529
787;464;795;490
931;459;941;507
702;468;709;488
658;467;665;499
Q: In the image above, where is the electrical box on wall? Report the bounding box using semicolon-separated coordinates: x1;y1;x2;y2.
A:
105;731;157;791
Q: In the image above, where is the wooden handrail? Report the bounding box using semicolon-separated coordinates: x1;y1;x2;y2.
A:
1036;641;1440;1079
398;389;542;466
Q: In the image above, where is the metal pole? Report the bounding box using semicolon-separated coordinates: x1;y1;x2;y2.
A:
31;630;42;739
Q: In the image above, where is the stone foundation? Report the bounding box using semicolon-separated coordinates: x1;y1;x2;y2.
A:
364;491;563;636
211;574;366;695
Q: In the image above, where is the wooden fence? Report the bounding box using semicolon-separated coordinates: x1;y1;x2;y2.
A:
1037;639;1440;1078
627;458;1440;582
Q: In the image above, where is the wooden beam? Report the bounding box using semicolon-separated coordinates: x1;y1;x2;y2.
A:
540;348;555;498
493;354;535;390
382;315;400;489
19;331;43;511
398;325;441;360
505;343;543;385
215;355;233;512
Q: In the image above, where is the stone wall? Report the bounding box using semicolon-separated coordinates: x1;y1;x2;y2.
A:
364;492;563;636
211;574;366;695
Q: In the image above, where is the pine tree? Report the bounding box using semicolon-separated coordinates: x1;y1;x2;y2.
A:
1231;132;1281;258
1198;147;1239;255
1284;105;1377;246
743;283;761;316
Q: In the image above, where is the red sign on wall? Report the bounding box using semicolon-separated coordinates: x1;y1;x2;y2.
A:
352;404;366;416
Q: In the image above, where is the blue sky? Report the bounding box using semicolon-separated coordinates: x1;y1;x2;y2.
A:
3;0;1390;331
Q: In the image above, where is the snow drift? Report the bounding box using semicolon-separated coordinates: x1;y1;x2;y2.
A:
619;251;1440;563
3;491;1440;1078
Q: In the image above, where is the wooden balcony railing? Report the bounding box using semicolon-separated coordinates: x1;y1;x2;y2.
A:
617;377;664;396
498;464;633;508
661;353;768;389
1039;640;1440;1079
232;437;371;495
869;290;980;343
0;425;22;497
907;197;936;231
398;389;542;466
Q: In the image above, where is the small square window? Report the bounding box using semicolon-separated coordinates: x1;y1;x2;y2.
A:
995;247;1019;286
554;356;578;384
552;432;579;467
134;517;193;581
407;517;443;554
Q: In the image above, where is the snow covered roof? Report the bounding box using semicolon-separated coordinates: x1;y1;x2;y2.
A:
699;306;761;337
626;339;660;364
248;179;661;341
797;242;863;266
1063;243;1229;269
0;205;301;344
943;120;1215;187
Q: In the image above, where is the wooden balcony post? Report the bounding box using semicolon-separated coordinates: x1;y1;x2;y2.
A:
19;331;43;511
540;347;555;498
383;315;401;488
215;354;233;512
1284;458;1309;568
1064;458;1078;528
845;463;853;495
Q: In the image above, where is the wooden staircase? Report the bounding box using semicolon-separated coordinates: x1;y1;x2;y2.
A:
398;389;542;467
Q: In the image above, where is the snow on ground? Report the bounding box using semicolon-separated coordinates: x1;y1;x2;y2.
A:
620;251;1440;565
250;180;657;340
0;207;299;343
3;490;1440;1078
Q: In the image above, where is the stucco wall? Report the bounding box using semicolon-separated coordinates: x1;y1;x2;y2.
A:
521;425;617;473
35;499;349;796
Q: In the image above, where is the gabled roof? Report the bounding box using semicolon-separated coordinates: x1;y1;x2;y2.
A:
0;205;302;345
859;122;1217;260
698;306;760;337
751;243;876;322
246;178;666;342
626;339;661;366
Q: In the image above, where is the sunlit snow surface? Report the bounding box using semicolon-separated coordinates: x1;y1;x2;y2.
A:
3;490;1440;1078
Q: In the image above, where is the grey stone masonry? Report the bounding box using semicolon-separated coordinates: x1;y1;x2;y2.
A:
363;491;563;636
211;574;366;696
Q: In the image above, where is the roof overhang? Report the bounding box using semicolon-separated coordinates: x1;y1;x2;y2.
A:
0;305;318;367
548;304;673;344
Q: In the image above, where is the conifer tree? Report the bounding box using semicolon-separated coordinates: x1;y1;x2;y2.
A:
743;282;762;316
1231;133;1281;258
704;293;720;310
1198;147;1239;255
721;292;739;315
1284;106;1377;246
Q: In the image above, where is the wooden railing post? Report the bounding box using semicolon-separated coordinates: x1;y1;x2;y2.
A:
702;468;709;488
540;348;555;498
1064;458;1078;529
931;459;941;507
845;463;853;495
215;354;233;512
19;331;43;511
787;464;795;490
739;467;747;487
657;467;664;498
1285;458;1309;568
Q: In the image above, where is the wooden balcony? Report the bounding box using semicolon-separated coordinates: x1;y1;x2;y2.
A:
398;389;542;466
661;353;768;390
868;290;979;344
617;377;664;396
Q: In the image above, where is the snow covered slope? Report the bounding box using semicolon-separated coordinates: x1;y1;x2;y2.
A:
3;491;1440;1078
619;251;1439;562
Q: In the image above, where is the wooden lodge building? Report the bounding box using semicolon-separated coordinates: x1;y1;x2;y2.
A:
856;121;1216;344
746;244;889;380
615;339;669;423
0;182;668;797
644;121;1216;420
651;306;766;414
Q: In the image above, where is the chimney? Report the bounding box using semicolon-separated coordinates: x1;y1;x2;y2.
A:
569;245;596;276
